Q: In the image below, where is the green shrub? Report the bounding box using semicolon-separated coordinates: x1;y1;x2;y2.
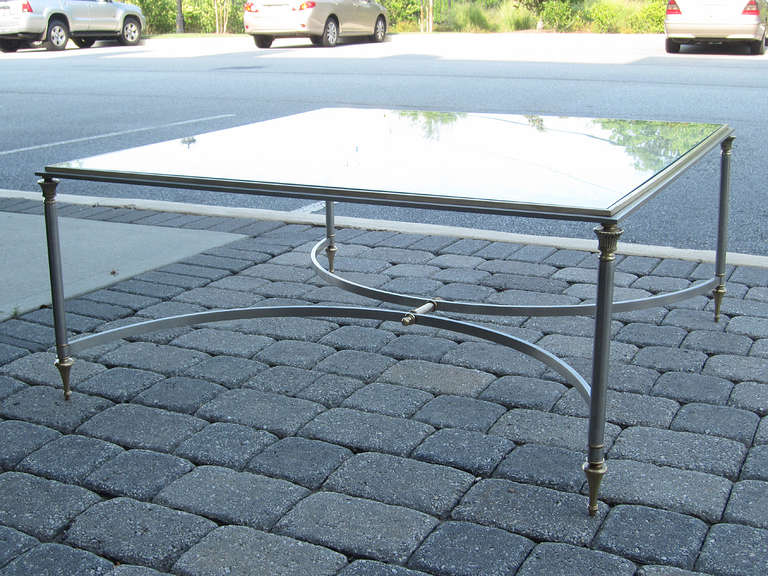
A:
497;1;537;30
382;0;421;26
449;2;496;31
626;0;666;32
133;0;176;34
585;0;621;32
540;0;582;31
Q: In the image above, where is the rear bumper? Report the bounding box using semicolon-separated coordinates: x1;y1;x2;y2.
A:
243;11;324;36
665;22;766;42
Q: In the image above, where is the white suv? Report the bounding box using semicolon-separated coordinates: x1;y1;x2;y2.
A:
0;0;145;52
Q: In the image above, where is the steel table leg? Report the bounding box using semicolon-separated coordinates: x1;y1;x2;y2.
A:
713;136;734;322
39;177;73;400
325;200;337;273
584;222;622;516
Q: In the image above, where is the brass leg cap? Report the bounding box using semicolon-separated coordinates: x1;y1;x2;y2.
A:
583;460;607;517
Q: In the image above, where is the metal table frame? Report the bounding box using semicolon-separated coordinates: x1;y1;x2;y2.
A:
37;113;734;516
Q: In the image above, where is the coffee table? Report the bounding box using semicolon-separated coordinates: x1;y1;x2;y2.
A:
37;108;735;515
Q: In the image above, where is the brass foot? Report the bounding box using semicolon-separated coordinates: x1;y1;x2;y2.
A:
55;357;74;401
583;460;606;517
713;284;726;323
326;244;337;273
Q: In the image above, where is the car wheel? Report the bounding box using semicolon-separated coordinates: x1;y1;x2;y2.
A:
119;17;141;46
750;37;765;55
73;38;95;49
310;35;322;46
665;38;680;54
322;17;338;47
371;16;386;43
254;35;274;48
0;39;21;53
45;18;69;51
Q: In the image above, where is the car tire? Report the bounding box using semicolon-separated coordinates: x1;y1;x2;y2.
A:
73;38;95;49
371;16;386;43
321;17;338;47
750;37;765;55
254;35;274;48
119;17;141;46
45;18;69;51
310;35;322;46
0;39;21;53
665;38;680;54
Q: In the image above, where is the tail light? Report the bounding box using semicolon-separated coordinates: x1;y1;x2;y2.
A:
296;1;316;9
666;0;681;15
21;1;33;12
742;0;759;15
244;2;258;12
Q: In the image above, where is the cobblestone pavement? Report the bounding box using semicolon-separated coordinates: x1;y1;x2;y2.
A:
1;197;767;576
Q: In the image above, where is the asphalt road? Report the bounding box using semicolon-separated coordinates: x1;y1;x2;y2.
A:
1;33;767;255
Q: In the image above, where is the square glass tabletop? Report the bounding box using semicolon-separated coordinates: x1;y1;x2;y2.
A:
42;108;731;222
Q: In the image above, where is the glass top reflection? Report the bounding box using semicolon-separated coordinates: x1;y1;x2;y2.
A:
47;108;724;218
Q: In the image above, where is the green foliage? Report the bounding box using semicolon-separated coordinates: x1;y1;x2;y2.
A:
540;0;582;31
497;2;537;30
382;0;421;25
449;2;495;31
585;0;620;32
133;0;176;34
626;0;666;33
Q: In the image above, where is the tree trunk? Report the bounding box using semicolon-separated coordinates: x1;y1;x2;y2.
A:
176;0;184;33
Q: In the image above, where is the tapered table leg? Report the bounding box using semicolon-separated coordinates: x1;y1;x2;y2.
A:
584;222;622;516
40;178;73;400
713;137;734;322
325;201;337;273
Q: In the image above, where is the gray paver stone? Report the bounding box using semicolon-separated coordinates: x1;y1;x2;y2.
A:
132;377;226;414
99;342;209;376
256;340;335;369
662;309;725;332
274;492;438;563
106;566;171;576
609;426;746;479
730;381;768;416
300;407;434;456
172;525;346;576
479;375;566;410
538;334;638;363
597;459;731;522
0;543;113;576
315;349;396;382
705;354;768;383
77;404;207;451
196;389;324;436
411;427;513;476
516;542;636;576
757;416;768;444
75;367;165;402
180;355;267;388
633;346;707;373
0;385;113;433
635;567;708;576
489;409;621;452
295;372;366;407
244;365;318;394
695;523;768;576
0;345;27;367
324;452;475;516
319;325;395;352
169;328;273;358
723;480;768;529
408;520;534;576
339;560;430;576
173;422;277;469
0;420;60;468
342;382;433;418
245;436;352;488
64;497;216;571
413;395;506;433
553;387;679;428
615;323;687;347
84;449;193;500
727;315;768;339
0;375;25;401
442;342;547;378
493;444;588;493
452;479;607;546
379;335;458;363
379;360;495;397
17;434;123;484
671;402;759;445
0;472;101;540
0;526;38;570
593;505;707;569
155;465;308;529
682;330;753;356
652;371;733;405
741;445;768;480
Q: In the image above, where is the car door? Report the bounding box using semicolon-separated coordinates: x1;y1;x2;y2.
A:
349;0;378;34
88;0;119;32
67;0;92;33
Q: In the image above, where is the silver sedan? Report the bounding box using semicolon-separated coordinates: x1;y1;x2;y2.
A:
243;0;387;48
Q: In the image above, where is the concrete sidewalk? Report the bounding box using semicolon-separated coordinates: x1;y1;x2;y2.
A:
0;195;767;576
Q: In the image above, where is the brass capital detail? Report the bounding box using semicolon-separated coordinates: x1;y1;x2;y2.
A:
594;223;623;262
